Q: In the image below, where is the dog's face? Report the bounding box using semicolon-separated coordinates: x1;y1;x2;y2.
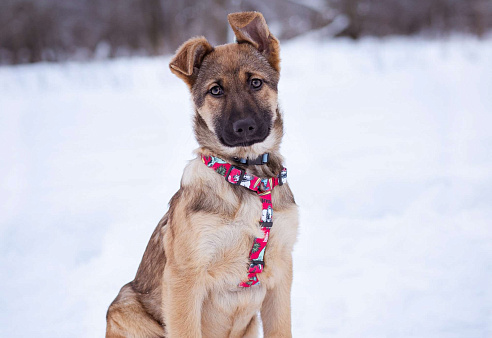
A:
192;43;279;148
170;12;283;158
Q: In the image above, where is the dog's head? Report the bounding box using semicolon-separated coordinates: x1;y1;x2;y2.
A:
169;12;283;159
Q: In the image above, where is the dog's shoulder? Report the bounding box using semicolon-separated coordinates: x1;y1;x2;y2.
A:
181;157;224;189
179;157;242;216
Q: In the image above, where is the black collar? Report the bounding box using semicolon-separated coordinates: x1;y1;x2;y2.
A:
232;153;269;166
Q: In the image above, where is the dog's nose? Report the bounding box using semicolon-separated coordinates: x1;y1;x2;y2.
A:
232;118;256;136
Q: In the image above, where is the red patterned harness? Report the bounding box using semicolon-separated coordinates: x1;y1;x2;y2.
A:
201;155;287;287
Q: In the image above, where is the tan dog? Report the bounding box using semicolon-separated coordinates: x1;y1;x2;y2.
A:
106;11;298;338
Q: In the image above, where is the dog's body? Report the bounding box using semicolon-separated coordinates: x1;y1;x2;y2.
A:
106;12;298;338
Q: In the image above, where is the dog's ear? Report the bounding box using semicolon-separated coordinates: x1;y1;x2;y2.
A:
169;36;213;88
228;11;280;72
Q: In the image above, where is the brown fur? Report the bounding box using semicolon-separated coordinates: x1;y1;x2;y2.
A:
106;11;298;338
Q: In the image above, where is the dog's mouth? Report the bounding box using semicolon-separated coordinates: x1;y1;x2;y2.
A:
219;126;271;148
219;135;268;147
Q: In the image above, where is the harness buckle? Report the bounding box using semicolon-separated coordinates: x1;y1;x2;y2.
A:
225;166;245;185
278;167;287;186
248;260;264;273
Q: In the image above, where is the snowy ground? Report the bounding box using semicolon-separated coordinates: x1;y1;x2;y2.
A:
1;36;491;337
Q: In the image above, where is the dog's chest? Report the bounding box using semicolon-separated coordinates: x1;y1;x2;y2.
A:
198;190;297;290
198;199;297;336
197;191;262;281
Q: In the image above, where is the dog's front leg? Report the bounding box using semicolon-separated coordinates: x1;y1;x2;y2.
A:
163;265;206;338
260;256;293;338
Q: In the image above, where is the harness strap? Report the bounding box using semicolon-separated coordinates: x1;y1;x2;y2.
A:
201;155;287;287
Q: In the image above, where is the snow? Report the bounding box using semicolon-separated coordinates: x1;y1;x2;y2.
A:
1;36;491;337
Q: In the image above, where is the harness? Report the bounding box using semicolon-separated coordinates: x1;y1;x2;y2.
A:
201;154;287;287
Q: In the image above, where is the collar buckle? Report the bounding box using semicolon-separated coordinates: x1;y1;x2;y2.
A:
233;153;269;166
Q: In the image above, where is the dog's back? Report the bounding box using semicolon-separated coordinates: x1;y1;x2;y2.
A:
106;216;168;337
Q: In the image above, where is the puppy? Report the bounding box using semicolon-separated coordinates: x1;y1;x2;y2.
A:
106;11;298;338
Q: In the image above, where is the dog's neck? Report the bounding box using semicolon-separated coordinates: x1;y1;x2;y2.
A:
233;152;284;178
193;110;285;178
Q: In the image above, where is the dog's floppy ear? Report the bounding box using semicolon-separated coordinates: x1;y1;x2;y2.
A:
228;11;280;72
169;36;213;88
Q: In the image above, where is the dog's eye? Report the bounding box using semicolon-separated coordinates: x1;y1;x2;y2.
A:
210;85;223;96
251;79;263;89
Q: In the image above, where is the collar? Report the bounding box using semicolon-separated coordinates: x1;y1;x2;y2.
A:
201;154;286;191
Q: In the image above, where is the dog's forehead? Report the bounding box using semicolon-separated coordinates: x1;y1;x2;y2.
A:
200;43;277;79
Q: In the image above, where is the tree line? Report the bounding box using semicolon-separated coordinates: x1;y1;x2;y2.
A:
0;0;490;65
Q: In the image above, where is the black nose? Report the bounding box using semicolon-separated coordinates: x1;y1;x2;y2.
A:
232;118;256;136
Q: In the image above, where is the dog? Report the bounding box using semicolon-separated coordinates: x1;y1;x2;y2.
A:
106;11;298;338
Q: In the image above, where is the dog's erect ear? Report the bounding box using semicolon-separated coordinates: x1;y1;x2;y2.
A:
169;36;213;88
228;12;280;72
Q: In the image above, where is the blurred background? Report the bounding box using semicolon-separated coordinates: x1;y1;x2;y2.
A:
1;0;492;64
1;1;492;337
